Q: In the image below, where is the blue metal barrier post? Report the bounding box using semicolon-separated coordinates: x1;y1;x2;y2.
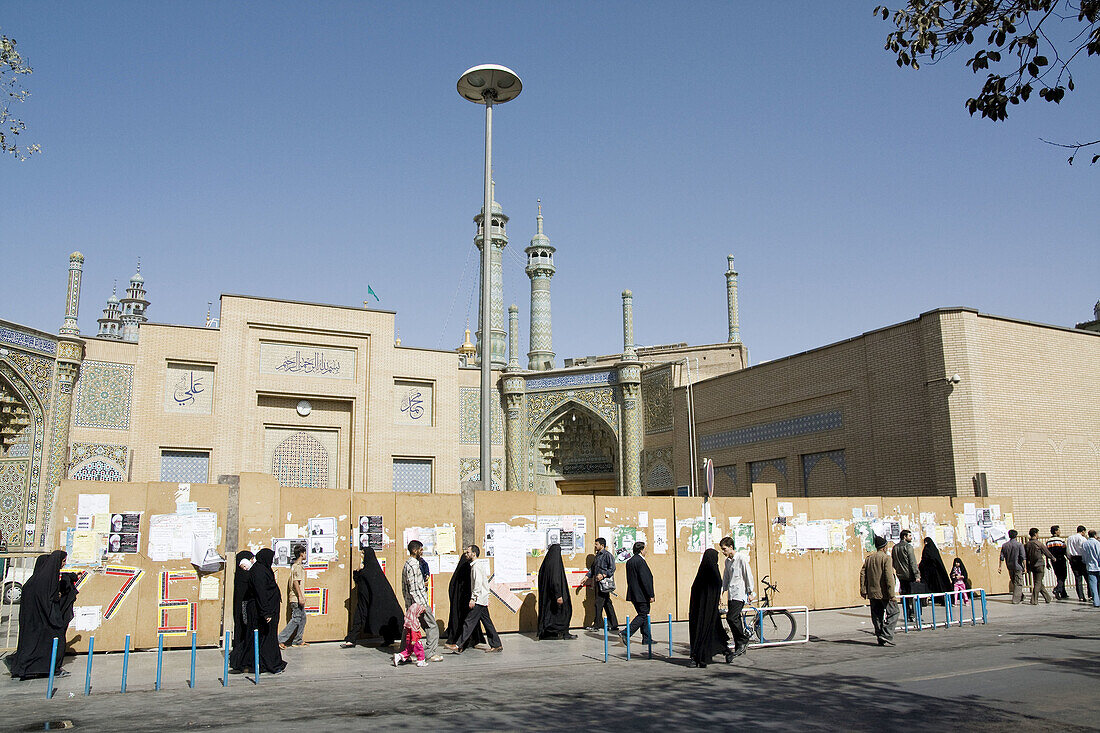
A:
915;599;922;630
189;631;197;688
603;617;608;663
931;596;937;629
980;589;987;624
121;635;131;693
625;615;630;660
253;629;260;684
647;615;653;660
756;608;764;643
84;636;94;696
668;614;672;657
901;595;909;632
223;631;230;687
46;637;58;699
156;634;164;690
970;590;977;625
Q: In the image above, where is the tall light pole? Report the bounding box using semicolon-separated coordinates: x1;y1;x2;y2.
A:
457;64;522;491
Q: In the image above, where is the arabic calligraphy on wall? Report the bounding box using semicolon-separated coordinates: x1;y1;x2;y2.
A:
164;364;215;413
259;343;356;380
394;380;433;425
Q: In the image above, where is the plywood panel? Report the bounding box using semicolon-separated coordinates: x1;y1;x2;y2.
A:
344;492;397;643
807;497;874;610
52;479;229;653
761;497;817;611
395;494;461;637
538;495;597;632
672;497;754;620
593;496;673;628
472;492;539;633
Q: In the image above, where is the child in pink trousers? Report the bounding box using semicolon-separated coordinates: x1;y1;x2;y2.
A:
393;602;427;668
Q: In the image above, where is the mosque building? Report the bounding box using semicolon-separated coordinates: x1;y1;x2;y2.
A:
0;191;1097;549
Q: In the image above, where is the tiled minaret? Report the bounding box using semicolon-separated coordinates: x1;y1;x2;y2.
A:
726;254;740;343
96;282;123;339
119;260;150;343
473;183;508;368
42;252;86;545
525;200;556;371
618;289;642;496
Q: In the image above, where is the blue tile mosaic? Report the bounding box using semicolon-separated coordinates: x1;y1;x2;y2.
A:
700;410;842;452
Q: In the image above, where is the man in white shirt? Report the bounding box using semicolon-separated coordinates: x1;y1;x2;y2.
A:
720;536;755;660
1067;525;1092;603
446;545;503;653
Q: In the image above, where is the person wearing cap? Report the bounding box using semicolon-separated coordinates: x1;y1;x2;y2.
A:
859;535;899;647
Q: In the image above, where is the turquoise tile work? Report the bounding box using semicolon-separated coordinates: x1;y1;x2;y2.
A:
393;458;432;493
160;450;210;483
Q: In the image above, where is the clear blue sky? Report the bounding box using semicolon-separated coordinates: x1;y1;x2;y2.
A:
3;2;1097;365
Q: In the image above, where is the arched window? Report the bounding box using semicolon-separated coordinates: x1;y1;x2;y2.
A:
272;431;330;488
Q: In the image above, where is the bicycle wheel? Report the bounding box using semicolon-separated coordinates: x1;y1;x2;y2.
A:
740;609;761;644
760;609;797;643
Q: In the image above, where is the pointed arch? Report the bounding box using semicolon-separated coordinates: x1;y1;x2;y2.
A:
272;431;330;488
0;362;46;548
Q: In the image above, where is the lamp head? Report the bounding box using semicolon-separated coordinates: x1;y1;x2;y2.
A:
457;64;523;104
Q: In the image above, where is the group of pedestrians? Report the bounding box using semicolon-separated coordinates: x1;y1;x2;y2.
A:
1000;525;1100;607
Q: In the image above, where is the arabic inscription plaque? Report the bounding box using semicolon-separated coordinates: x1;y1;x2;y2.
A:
164;364;215;413
259;343;356;380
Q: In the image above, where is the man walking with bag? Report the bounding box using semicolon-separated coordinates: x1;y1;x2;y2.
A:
402;540;443;662
860;535;899;647
622;541;654;646
720;536;754;660
446;545;503;654
582;537;619;632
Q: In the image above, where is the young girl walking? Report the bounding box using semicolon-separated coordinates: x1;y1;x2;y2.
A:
951;558;971;605
393;602;428;668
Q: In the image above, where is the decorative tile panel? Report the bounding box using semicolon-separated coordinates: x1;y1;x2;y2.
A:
70;460;124;482
74;361;134;430
395;380;433;426
164;364;214;414
643;447;674;490
259;342;356;380
68;443;129;473
458;457;502;491
642;366;673;435
160;450;210;483
393;458;432;493
8;351;53;401
525;370;616;391
700;410;842;452
526;386;619;437
0;326;56;354
459;387;504;445
802;449;847;484
271;432;330;488
750;458;788;482
0;460;29;548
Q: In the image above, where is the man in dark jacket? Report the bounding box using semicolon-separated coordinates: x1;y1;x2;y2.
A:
621;541;654;645
581;537;619;632
998;529;1027;604
1046;526;1069;600
891;530;919;618
1025;527;1054;605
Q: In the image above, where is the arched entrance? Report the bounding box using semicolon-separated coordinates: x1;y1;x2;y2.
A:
531;401;619;495
0;369;43;548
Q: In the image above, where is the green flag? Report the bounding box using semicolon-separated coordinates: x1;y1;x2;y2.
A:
367;285;380;302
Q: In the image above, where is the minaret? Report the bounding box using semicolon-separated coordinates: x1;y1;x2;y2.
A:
473;182;508;368
119;259;150;343
525;200;556;371
725;254;740;343
42;252;86;545
96;282;123;339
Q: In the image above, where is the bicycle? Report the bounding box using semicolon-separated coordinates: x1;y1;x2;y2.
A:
741;575;798;644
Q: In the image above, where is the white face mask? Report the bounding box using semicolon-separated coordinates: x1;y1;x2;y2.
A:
239;558;254;571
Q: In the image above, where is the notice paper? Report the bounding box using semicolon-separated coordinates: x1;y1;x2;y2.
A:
199;575;220;600
652;518;668;554
77;493;110;517
493;527;529;584
71;605;102;631
71;530;101;564
637;511;649;528
435;525;457;555
795;524;829;550
777;502;794;517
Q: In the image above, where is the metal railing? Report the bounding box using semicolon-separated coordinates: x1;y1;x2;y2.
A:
0;552;37;652
900;588;987;631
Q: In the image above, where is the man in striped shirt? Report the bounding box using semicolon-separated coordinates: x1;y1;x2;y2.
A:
402;540;443;662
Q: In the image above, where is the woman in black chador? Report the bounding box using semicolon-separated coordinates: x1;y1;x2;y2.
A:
918;537;952;594
445;552;485;646
537;544;576;640
246;548;286;674
10;550;78;680
340;547;403;647
688;548;730;668
228;550;255;671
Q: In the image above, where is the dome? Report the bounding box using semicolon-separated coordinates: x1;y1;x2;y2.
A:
107;292;120;305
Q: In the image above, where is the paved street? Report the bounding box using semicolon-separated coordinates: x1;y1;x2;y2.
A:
3;596;1099;731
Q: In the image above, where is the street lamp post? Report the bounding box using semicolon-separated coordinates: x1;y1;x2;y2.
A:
457;64;522;491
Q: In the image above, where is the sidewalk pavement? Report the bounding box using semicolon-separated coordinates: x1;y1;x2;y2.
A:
2;594;1097;731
